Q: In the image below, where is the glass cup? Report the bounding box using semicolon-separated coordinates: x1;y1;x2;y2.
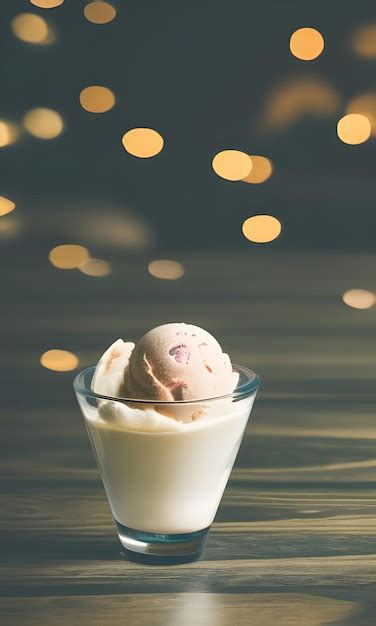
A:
74;364;259;564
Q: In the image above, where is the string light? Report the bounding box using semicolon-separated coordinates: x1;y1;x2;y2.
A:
79;86;115;113
23;108;64;139
242;156;273;184
0;196;16;217
261;78;340;131
148;260;184;280
79;258;111;276
84;2;116;24
122;128;164;158
347;93;376;136
242;215;281;243
337;114;371;145
289;27;324;60
0;121;20;148
40;350;79;372
352;23;376;58
30;0;64;7
49;244;89;269
212;150;252;181
11;13;53;45
342;289;375;310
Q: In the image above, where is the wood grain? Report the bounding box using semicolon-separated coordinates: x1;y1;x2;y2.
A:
1;251;376;624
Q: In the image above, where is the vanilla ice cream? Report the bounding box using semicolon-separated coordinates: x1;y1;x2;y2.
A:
76;322;259;544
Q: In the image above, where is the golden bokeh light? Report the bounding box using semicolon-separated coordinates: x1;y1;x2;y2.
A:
242;215;281;243
84;2;116;24
0;121;20;148
261;78;340;131
30;0;64;7
242;155;273;184
79;85;115;113
0;196;16;217
212;150;252;181
11;13;53;45
337;113;371;145
49;244;89;269
40;349;79;372
79;258;111;276
347;93;376;136
352;23;376;58
289;27;324;61
0;216;21;239
342;289;375;310
122;128;164;158
23;108;64;140
148;260;184;280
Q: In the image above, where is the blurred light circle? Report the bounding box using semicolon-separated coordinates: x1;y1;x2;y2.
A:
0;216;22;239
212;150;252;181
352;23;376;58
347;93;376;136
242;156;273;184
30;0;64;7
79;258;111;276
40;349;79;372
23;108;64;139
342;289;375;310
242;215;281;243
122;128;164;158
0;121;20;148
289;27;324;60
49;244;89;269
337;113;371;145
148;260;184;280
0;196;16;217
84;2;116;24
79;85;115;113
11;13;52;44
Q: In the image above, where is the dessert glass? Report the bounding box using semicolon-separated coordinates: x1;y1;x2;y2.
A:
74;364;259;564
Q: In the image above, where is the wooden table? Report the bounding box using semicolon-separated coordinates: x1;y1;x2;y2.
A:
2;250;376;625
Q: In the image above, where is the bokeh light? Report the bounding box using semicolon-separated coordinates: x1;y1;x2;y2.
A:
11;13;53;45
212;150;252;181
0;216;22;239
342;289;375;310
148;260;184;280
84;2;116;24
79;86;115;113
49;244;89;269
261;78;340;131
289;27;324;60
30;0;64;7
337;114;371;145
23;108;64;139
0;121;20;148
347;93;376;136
40;349;79;372
0;196;16;217
352;23;376;58
242;156;273;184
79;258;111;276
122;128;164;158
242;215;281;243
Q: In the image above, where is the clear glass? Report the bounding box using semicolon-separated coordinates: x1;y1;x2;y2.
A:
74;364;259;564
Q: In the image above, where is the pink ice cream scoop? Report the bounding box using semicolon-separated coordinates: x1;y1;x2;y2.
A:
123;323;238;402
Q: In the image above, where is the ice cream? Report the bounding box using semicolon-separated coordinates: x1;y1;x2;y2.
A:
76;322;259;547
92;323;239;420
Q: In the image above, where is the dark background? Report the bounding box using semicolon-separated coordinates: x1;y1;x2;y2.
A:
1;0;376;256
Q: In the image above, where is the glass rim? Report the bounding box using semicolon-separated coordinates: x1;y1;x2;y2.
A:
73;364;260;405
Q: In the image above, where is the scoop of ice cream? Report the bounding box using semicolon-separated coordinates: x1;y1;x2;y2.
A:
92;338;135;397
123;323;238;402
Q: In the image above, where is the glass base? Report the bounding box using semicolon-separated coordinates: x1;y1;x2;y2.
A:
115;520;210;564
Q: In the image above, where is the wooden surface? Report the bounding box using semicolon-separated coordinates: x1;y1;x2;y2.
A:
1;250;376;625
